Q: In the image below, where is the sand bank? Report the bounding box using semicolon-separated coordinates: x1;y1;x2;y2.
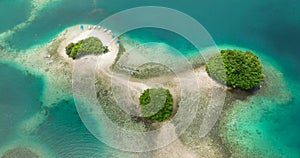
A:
0;24;230;157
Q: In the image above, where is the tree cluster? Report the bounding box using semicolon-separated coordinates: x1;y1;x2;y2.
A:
206;49;264;90
65;37;109;59
139;88;173;122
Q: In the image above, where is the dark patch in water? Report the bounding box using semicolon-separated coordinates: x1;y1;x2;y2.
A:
1;147;38;158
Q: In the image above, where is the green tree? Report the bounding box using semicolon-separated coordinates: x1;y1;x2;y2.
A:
206;49;264;90
65;37;109;59
139;88;173;122
65;42;74;56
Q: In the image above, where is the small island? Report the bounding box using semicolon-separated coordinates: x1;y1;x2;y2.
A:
65;37;109;59
206;49;264;90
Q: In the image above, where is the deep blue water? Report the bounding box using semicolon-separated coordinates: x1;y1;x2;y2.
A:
0;0;300;157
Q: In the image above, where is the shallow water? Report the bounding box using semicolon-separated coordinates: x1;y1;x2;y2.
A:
35;99;110;157
0;62;114;157
0;62;44;147
0;0;31;33
0;0;300;157
0;61;53;156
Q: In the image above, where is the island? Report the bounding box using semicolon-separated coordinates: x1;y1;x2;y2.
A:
206;49;264;90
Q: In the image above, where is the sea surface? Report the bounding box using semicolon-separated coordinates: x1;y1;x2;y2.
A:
0;0;299;157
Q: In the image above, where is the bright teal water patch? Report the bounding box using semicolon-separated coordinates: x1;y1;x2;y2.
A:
122;28;198;56
0;61;44;147
258;80;300;157
0;0;31;33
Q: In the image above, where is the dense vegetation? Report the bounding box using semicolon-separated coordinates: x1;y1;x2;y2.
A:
65;37;109;59
206;49;264;90
139;88;173;122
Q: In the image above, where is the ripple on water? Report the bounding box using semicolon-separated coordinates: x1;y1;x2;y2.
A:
34;99;112;158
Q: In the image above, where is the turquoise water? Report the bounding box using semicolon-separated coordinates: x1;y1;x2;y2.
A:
123;28;198;55
217;46;300;157
0;0;31;33
0;0;300;157
4;0;300;80
35;99;110;157
0;62;111;157
0;62;44;146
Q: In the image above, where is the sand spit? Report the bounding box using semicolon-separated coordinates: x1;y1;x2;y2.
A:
0;24;230;157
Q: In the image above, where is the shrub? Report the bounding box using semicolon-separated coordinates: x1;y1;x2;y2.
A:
139;88;173;122
65;42;74;56
65;37;109;59
206;49;264;90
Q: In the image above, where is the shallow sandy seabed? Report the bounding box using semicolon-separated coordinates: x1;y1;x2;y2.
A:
1;147;39;158
216;45;294;158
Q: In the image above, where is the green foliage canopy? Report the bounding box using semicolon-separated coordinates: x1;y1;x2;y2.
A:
139;88;173;122
206;49;264;90
65;37;109;59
